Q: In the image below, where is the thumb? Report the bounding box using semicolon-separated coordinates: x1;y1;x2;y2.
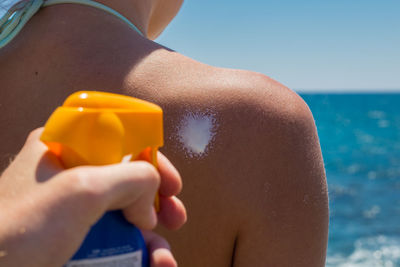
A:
55;161;160;230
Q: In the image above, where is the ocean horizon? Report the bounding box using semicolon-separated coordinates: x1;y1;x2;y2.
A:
298;89;400;94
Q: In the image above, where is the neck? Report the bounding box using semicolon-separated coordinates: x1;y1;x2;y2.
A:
93;0;156;37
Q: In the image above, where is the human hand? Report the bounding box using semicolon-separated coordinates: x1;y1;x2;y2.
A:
0;128;186;267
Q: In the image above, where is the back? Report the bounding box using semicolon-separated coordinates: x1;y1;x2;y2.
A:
0;4;329;266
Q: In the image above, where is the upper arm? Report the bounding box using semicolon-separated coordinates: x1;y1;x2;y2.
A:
226;77;329;267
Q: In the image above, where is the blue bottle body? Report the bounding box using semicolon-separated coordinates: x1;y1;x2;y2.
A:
65;211;149;267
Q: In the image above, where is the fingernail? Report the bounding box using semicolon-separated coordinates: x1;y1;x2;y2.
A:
153;248;177;267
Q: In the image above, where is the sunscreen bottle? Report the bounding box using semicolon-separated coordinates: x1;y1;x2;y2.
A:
40;91;164;267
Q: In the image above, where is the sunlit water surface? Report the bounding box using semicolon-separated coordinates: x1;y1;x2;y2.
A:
302;93;400;267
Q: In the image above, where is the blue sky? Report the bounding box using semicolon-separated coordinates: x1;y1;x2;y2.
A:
157;0;400;92
1;0;398;91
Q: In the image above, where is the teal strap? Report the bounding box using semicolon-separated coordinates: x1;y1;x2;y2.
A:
0;0;143;49
0;0;44;49
43;0;143;35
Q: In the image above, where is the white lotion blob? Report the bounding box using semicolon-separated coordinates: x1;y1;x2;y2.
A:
176;111;217;158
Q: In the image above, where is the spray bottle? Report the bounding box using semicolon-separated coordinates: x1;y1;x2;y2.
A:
40;91;164;267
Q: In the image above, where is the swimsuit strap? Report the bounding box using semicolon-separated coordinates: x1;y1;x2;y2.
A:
0;0;143;49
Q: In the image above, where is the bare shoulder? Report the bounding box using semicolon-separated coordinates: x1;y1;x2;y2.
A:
216;71;329;267
155;55;328;266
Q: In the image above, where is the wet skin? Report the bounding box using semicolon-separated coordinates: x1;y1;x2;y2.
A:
0;3;329;267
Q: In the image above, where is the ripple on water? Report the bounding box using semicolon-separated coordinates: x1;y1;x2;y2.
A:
368;110;386;120
327;235;400;267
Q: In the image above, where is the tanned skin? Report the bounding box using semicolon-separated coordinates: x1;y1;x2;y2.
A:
0;1;329;266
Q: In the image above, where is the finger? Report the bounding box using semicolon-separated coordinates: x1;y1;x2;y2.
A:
122;200;158;230
102;162;160;229
24;127;45;146
16;128;64;178
157;152;182;197
19;128;47;157
58;161;160;229
142;231;177;267
158;196;187;230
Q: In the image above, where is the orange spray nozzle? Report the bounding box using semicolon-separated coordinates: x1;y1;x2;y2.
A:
40;91;164;210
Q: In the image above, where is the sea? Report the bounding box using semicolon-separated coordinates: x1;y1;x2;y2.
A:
301;93;400;267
